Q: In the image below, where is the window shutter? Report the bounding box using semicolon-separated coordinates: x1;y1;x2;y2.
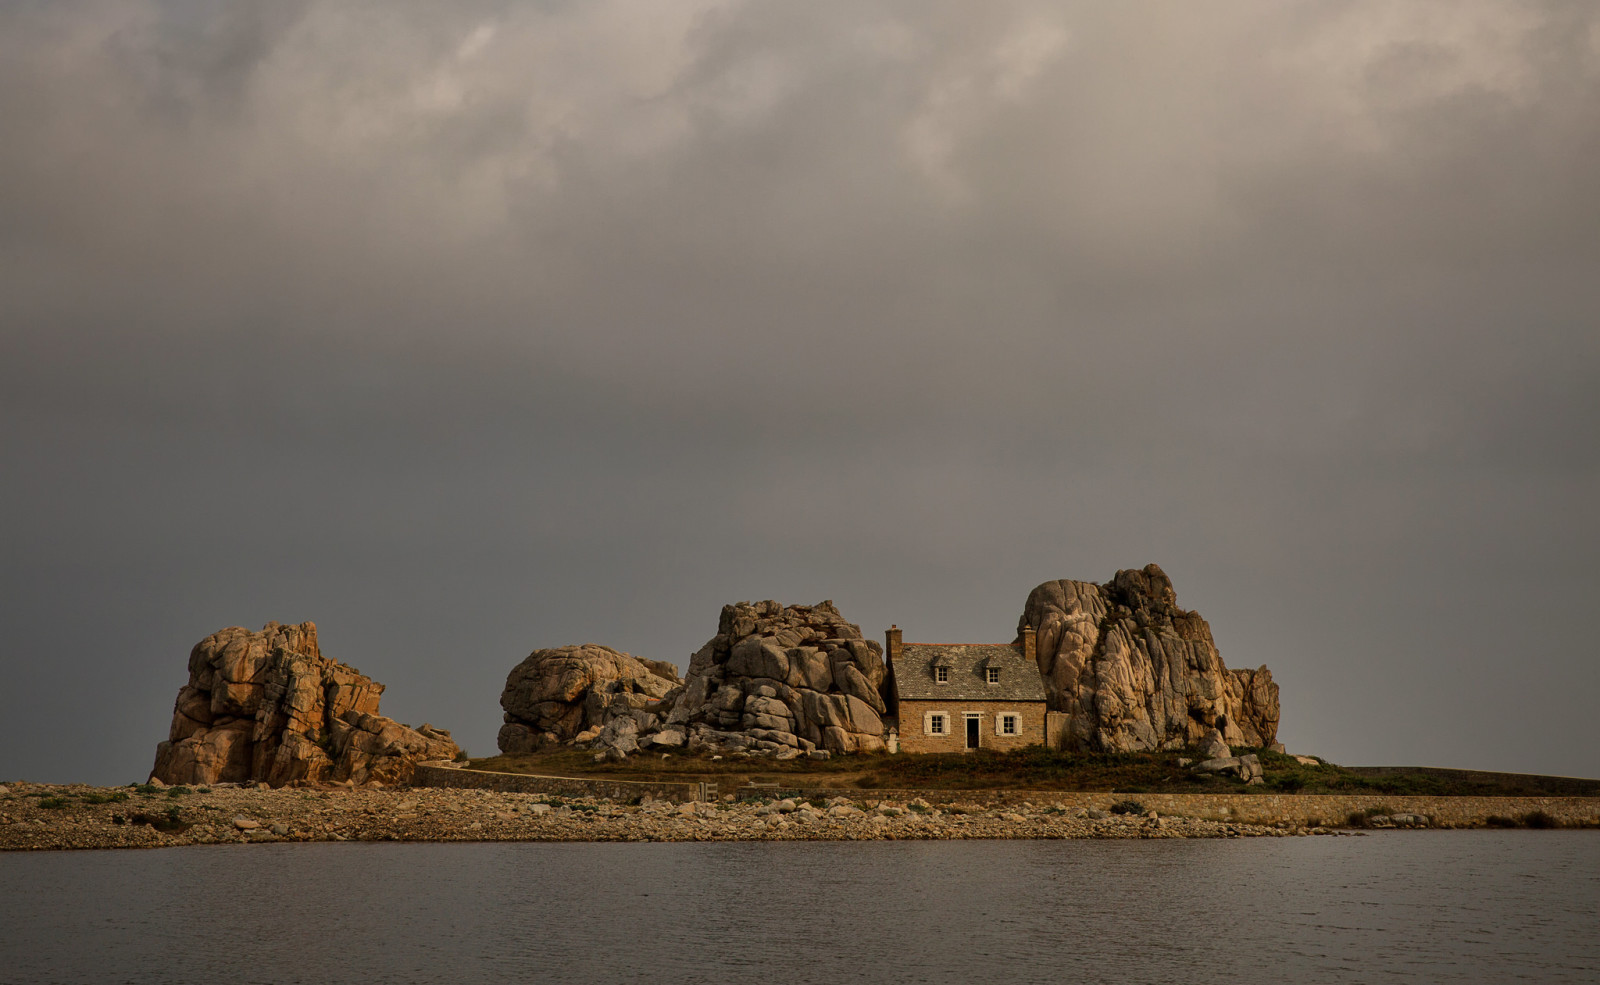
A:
994;714;1003;736
924;711;933;735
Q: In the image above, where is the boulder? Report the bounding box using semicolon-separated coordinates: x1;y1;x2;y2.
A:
151;621;460;787
661;600;889;754
645;729;685;748
1196;729;1231;761
498;644;681;749
1019;565;1280;753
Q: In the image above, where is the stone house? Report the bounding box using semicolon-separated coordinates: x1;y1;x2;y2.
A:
883;625;1049;753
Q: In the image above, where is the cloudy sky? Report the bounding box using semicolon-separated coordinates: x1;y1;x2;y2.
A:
3;1;1596;785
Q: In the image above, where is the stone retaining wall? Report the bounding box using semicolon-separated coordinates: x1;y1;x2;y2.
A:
412;766;1600;825
412;765;701;802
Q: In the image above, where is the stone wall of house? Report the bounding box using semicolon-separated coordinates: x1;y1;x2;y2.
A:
896;700;1047;754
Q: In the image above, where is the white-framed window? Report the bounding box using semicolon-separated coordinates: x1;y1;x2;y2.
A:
925;712;947;735
986;667;1000;683
934;666;949;683
996;713;1018;736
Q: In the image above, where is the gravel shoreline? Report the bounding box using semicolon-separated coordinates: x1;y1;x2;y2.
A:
0;781;1374;851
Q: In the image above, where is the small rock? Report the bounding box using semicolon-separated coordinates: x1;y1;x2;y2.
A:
0;785;9;796
232;817;259;830
269;823;289;836
776;799;797;813
1294;755;1320;766
148;777;168;789
529;803;551;815
648;730;686;748
1195;729;1230;761
807;750;831;761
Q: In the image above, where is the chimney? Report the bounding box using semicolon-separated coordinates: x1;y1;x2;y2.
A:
886;624;903;664
1022;624;1037;663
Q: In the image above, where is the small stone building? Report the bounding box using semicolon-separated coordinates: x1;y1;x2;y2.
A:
884;625;1048;753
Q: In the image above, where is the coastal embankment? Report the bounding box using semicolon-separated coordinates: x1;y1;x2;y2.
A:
3;774;1597;852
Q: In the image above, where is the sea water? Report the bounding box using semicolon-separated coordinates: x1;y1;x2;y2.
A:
2;831;1596;984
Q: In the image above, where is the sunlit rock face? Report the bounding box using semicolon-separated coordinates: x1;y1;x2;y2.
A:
1020;565;1279;753
663;600;889;756
152;621;459;787
497;644;682;753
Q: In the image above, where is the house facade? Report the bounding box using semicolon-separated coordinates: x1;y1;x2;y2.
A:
884;625;1049;753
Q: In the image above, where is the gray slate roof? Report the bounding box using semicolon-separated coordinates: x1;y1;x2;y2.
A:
892;643;1048;702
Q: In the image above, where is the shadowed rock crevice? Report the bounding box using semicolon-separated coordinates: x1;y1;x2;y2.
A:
152;621;460;787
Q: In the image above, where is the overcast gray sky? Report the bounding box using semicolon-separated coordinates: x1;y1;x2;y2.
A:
3;1;1596;786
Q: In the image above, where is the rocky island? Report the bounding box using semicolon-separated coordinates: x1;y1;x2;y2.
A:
4;565;1596;852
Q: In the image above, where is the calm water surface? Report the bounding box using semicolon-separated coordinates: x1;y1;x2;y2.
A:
2;831;1596;984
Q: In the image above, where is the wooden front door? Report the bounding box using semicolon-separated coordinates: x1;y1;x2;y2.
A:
965;715;979;750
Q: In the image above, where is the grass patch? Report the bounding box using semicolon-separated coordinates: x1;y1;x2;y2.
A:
82;791;130;805
166;786;192;798
38;796;73;809
1519;810;1560;829
131;783;160;795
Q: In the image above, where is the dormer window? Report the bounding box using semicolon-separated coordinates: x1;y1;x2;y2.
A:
985;667;1000;684
935;666;949;683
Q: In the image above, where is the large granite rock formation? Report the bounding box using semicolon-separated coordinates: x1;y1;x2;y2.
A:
660;600;889;756
497;644;682;754
152;622;460;787
1019;564;1280;752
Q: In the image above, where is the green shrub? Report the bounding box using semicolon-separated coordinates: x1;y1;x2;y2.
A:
167;786;191;798
1110;800;1147;816
82;791;129;805
1519;810;1559;829
1484;815;1519;828
131;783;159;795
38;796;72;809
197;787;212;794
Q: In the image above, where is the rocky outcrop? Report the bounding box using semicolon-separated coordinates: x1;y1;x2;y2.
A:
657;600;889;755
1019;565;1279;753
497;644;682;754
152;621;460;787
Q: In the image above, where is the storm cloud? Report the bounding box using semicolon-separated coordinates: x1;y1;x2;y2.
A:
2;1;1596;784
